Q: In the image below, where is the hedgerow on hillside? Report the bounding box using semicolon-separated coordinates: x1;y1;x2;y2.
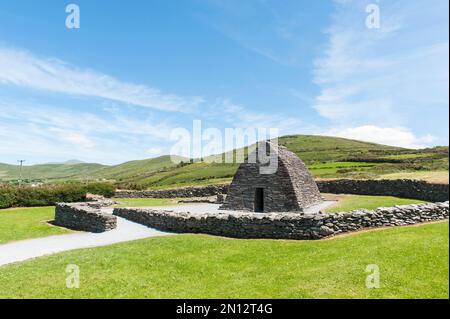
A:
0;183;115;209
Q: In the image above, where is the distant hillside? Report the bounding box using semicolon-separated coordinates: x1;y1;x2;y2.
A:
90;155;186;182
45;159;86;165
114;135;448;189
0;162;107;182
1;135;448;187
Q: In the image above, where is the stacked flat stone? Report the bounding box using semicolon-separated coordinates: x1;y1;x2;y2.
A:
55;203;117;233
114;179;449;203
220;141;322;212
317;179;449;202
113;201;449;240
114;184;228;199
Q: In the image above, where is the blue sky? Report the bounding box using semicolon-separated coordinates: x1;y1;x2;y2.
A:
0;0;448;165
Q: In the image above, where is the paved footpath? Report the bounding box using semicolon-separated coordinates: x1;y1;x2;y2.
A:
0;208;172;267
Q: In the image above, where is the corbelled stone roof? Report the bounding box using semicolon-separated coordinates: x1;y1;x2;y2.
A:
220;141;322;212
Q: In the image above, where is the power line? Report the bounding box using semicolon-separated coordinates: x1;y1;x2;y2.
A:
17;160;25;186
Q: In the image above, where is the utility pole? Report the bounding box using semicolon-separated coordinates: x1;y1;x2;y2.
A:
17;160;25;187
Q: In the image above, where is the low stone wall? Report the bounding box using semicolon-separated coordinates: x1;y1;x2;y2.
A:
316;179;449;202
113;201;449;240
114;184;229;199
114;179;449;202
55;203;117;233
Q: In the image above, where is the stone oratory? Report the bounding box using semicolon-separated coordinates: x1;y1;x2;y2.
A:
220;141;322;213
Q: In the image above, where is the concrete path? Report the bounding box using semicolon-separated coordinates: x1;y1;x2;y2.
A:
0;208;172;267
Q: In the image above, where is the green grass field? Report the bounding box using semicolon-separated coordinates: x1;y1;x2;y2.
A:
323;194;428;213
0;222;447;298
0;207;72;244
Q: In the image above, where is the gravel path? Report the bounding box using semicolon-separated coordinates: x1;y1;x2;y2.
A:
0;209;172;267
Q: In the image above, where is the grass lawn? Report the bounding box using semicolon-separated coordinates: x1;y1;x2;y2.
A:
0;221;447;299
322;194;428;213
113;197;192;207
0;207;72;244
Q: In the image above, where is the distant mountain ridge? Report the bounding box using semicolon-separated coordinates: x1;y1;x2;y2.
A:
0;135;448;188
44;159;86;165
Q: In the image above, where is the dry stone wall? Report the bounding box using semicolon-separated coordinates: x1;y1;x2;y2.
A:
114;185;229;199
55;203;117;233
113;201;449;240
114;179;448;202
316;179;449;202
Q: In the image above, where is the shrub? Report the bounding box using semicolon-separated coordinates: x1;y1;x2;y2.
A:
115;182;147;191
0;184;84;208
0;182;116;208
0;186;18;209
85;182;115;198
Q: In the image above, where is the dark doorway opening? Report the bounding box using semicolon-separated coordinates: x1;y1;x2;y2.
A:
254;188;264;212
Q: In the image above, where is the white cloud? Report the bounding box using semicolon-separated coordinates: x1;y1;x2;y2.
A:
210;98;304;134
0;100;176;141
50;130;96;148
313;0;449;128
323;125;435;149
0;100;176;164
0;47;203;112
145;147;162;155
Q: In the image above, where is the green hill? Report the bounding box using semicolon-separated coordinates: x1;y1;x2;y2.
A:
1;135;448;188
90;155;186;183
113;135;448;189
0;162;106;182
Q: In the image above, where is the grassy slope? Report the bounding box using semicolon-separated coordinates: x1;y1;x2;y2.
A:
109;136;448;189
322;194;428;213
0;156;186;184
0;207;72;244
279;135;400;162
133;135;402;188
0;162;106;182
91;155;186;181
378;171;449;184
0;222;447;299
1;135;448;188
131;136;447;188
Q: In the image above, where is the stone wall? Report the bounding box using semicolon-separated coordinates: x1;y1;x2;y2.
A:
113;201;449;240
316;179;449;202
114;184;229;199
114;179;449;202
55;203;117;233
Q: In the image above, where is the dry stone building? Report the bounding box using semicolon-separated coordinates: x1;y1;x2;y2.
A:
220;141;322;213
